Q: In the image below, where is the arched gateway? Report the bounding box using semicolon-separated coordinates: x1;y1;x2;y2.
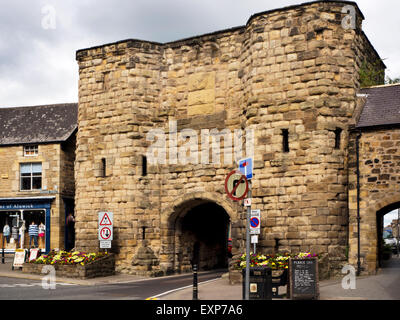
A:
159;192;241;274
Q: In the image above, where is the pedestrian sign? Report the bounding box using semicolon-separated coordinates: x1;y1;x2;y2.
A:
99;212;112;226
238;158;253;179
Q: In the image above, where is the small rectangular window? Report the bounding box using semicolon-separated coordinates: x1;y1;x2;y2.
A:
334;128;342;149
101;158;106;177
142;155;147;176
20;162;42;191
282;129;289;153
24;145;38;157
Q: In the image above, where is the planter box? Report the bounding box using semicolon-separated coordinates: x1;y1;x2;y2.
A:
22;254;115;279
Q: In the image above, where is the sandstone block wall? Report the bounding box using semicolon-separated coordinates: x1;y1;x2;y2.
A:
348;128;400;273
75;1;384;276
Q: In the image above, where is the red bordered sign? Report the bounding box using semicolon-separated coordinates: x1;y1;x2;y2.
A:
225;170;249;201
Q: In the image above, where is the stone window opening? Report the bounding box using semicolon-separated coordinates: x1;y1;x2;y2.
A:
101;158;107;178
142;155;147;176
334;128;342;149
282;129;289;153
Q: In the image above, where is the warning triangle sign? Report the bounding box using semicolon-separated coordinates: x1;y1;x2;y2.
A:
100;213;112;226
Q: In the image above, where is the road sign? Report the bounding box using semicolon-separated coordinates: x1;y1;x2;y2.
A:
98;212;113;241
99;226;112;240
251;235;258;244
225;170;248;201
238;158;253;179
100;240;112;249
250;209;260;235
244;198;251;207
99;212;113;226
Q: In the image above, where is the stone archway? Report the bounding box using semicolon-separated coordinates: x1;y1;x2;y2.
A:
349;194;400;273
159;192;241;274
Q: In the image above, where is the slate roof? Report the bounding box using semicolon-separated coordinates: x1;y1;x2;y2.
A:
0;103;78;146
356;84;400;129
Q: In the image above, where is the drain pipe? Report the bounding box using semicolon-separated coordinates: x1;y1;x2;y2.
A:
356;131;362;276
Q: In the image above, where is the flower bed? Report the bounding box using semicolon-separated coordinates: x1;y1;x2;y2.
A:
30;250;108;266
229;252;319;285
234;252;319;270
22;250;115;279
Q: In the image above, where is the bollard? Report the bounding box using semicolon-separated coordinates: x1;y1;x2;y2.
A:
193;264;198;300
1;237;4;264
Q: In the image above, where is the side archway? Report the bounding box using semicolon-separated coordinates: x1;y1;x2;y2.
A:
349;193;400;273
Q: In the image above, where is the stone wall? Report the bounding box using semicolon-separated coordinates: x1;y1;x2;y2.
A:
348;127;400;274
75;1;384;276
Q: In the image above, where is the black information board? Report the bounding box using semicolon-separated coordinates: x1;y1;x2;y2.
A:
289;258;319;300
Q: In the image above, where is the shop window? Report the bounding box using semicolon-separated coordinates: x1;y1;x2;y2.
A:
24;145;38;157
20;163;42;191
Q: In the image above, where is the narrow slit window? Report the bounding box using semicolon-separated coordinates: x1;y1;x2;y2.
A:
334;128;342;149
101;158;106;177
142;155;147;176
282;129;289;153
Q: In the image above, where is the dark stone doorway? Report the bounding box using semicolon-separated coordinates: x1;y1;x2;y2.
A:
179;202;230;271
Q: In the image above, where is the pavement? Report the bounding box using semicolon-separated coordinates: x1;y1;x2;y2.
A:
1;252;400;300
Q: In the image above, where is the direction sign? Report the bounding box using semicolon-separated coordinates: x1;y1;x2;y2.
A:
98;212;113;241
238;158;253;179
250;209;260;235
225;170;248;201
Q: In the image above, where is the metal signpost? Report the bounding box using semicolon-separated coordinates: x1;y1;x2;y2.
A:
225;158;254;300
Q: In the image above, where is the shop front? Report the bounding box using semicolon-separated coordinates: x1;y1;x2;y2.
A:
0;197;53;253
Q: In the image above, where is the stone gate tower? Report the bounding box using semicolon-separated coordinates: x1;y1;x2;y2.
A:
75;1;384;276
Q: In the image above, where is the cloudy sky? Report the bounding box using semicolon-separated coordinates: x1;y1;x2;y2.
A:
0;0;399;107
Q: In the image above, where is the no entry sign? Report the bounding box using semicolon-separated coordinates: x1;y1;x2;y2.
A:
225;170;248;201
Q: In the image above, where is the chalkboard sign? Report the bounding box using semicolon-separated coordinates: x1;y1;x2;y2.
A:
12;249;27;270
289;258;319;300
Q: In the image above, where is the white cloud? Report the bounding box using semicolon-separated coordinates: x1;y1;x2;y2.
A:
0;1;399;106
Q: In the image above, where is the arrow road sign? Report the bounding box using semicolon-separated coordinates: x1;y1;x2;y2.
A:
225;170;249;201
99;226;112;240
238;158;253;179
